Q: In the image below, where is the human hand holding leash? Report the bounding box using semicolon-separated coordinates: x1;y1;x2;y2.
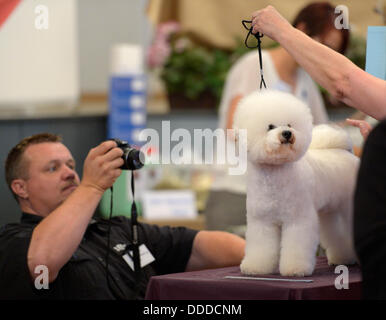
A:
251;5;292;42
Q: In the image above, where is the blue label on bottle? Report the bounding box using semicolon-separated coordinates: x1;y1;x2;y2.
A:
108;75;147;145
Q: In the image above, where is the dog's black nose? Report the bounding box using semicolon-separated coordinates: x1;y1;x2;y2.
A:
282;130;292;141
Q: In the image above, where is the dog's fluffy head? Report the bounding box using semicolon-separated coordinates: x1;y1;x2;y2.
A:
233;90;313;165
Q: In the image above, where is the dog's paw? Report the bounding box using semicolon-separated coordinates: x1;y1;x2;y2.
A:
279;259;315;277
240;257;277;275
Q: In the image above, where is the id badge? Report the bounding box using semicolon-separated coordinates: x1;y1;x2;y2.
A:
122;244;155;271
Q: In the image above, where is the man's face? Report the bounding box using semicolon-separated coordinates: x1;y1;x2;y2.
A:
21;142;81;216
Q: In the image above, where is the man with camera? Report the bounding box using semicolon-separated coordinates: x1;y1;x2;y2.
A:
0;133;245;299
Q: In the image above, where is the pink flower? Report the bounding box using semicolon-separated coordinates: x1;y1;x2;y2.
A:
147;21;181;69
158;21;180;38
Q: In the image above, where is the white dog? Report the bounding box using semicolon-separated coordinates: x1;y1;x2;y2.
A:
233;90;359;277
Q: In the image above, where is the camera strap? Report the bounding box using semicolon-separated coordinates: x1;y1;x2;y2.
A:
106;173;142;300
130;170;141;278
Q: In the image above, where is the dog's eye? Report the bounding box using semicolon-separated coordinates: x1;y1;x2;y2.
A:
268;124;276;131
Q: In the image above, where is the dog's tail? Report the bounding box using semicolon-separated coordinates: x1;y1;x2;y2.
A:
309;124;353;151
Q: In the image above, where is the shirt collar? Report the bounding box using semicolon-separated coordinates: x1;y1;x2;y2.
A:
20;212;44;225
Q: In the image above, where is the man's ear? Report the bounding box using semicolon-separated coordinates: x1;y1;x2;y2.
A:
11;179;29;200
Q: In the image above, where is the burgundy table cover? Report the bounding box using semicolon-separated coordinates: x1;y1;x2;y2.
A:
145;257;361;300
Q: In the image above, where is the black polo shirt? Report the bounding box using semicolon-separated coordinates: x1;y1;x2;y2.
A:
0;213;198;300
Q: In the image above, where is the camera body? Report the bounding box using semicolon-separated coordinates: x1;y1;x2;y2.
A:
110;138;144;170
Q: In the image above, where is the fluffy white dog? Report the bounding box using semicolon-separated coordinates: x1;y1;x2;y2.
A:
233;90;359;277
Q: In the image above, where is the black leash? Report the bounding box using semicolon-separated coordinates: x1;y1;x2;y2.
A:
242;20;267;90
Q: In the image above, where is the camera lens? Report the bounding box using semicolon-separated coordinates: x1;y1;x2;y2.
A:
122;148;145;170
110;138;145;170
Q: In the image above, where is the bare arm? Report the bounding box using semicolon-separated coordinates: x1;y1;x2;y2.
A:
226;95;243;130
185;230;245;271
251;6;386;120
27;141;124;282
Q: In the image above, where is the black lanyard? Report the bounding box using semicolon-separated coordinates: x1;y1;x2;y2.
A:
106;172;142;299
242;20;267;90
130;170;141;278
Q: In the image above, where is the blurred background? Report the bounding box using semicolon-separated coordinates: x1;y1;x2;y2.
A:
0;0;384;231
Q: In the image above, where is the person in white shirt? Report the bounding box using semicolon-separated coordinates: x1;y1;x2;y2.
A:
218;50;329;130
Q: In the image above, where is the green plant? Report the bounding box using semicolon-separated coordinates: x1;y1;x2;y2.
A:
345;33;367;70
160;34;250;107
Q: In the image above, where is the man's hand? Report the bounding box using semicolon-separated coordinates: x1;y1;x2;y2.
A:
81;140;124;194
251;5;292;41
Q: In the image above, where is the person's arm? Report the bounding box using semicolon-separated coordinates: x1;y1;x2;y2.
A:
185;230;245;271
27;141;123;282
226;95;243;130
251;6;386;120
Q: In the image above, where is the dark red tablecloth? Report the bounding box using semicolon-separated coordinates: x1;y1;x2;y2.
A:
145;257;361;300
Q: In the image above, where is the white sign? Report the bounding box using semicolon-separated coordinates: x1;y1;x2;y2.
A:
142;190;197;220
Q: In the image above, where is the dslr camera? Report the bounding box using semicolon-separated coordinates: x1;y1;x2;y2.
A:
110;138;145;170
